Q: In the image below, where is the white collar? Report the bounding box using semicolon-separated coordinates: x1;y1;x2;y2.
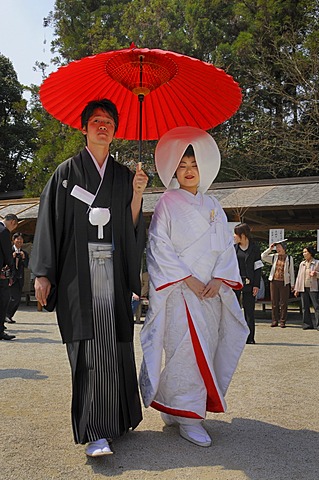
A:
86;147;108;178
178;188;202;205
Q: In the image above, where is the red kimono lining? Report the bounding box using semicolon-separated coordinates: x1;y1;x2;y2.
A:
185;301;225;413
157;277;242;292
150;401;203;419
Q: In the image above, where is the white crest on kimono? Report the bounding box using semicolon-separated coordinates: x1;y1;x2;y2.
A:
89;207;111;239
70;184;111;239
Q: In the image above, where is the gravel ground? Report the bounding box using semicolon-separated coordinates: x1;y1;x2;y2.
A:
1;304;319;480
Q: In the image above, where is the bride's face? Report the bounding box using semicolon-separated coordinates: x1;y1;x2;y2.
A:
176;155;199;194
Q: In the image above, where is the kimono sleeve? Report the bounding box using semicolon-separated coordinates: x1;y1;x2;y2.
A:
209;198;242;289
252;243;262;288
30;166;68;310
124;167;146;296
147;197;192;291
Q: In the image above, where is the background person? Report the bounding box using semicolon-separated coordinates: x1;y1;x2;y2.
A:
261;241;295;328
139;126;249;448
0;214;18;341
31;98;148;457
134;271;149;323
234;223;263;344
6;233;29;323
294;246;319;330
131;292;140;314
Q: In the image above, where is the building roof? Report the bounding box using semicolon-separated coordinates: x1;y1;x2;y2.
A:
0;197;39;236
1;176;318;240
143;176;319;240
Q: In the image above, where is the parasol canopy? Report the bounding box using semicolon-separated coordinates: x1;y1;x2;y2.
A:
40;45;242;145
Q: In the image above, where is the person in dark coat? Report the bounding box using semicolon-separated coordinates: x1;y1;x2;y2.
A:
0;214;19;340
6;232;29;323
234;223;263;344
30;99;148;457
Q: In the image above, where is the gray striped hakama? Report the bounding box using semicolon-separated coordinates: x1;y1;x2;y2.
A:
67;243;120;443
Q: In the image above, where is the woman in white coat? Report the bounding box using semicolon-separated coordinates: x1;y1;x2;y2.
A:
139;127;249;448
294;246;319;330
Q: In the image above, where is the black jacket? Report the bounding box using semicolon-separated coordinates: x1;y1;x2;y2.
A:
11;247;29;287
0;222;14;287
235;241;262;288
30;150;146;344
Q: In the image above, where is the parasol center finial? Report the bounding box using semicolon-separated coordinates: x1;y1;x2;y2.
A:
132;86;150;96
106;50;178;94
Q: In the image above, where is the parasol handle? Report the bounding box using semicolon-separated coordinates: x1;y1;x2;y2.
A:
138;93;144;163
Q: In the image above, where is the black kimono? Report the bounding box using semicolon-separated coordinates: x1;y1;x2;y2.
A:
31;149;145;442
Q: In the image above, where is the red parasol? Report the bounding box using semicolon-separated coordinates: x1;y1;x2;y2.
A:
40;45;242;160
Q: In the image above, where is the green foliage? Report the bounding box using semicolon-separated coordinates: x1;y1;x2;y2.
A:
16;83;83;196
225;0;319;179
0;55;36;192
46;0;132;62
3;0;319;194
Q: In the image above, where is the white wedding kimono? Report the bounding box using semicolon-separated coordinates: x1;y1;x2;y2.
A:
139;188;249;420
